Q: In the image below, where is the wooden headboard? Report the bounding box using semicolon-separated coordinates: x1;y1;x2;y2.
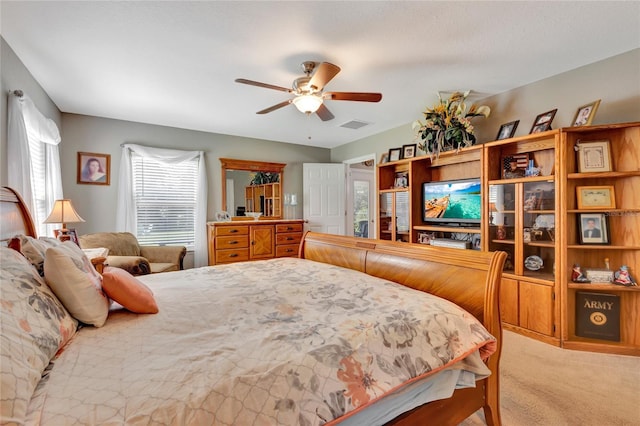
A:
1;186;37;244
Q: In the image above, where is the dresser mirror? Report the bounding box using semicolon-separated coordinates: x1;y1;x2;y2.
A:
220;158;286;218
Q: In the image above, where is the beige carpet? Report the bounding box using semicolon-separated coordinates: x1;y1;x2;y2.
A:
459;331;640;426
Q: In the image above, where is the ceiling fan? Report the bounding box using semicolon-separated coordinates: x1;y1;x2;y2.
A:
235;61;382;121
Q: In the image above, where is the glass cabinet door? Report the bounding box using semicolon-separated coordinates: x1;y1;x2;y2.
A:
395;191;410;242
522;181;555;280
379;192;393;241
488;183;516;273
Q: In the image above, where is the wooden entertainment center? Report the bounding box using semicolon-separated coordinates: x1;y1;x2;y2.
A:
377;122;639;355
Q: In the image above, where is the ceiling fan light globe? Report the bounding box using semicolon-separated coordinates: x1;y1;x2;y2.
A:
292;94;323;114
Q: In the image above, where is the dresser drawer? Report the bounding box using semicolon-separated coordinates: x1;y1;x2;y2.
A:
215;248;249;263
276;244;300;258
215;226;248;236
276;233;302;245
276;223;303;233
216;235;249;249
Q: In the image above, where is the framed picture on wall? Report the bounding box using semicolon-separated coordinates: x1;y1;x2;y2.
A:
77;152;110;185
576;140;612;173
578;213;610;245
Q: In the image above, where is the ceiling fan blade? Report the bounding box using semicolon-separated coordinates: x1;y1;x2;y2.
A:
256;100;292;114
316;103;334;121
325;92;383;102
308;62;341;91
235;78;292;93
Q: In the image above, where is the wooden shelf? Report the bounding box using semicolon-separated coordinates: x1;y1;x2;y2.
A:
414;225;481;234
567;244;640;250
568;171;640;179
568;283;640;292
488;175;554;185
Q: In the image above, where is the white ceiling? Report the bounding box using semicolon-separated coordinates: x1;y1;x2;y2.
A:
2;1;639;149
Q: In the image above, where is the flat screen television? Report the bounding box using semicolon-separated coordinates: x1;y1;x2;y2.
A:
422;178;481;224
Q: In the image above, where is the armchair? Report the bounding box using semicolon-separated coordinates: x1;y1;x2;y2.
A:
78;232;186;275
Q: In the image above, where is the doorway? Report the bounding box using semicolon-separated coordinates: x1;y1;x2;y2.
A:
344;154;376;239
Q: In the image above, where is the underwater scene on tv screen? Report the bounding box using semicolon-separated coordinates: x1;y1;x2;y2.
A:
423;181;481;221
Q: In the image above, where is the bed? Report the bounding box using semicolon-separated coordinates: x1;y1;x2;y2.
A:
0;186;506;425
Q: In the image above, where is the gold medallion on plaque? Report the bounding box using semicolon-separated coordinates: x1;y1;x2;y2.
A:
590;311;607;326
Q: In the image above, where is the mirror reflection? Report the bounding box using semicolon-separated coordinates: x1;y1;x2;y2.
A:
220;158;286;219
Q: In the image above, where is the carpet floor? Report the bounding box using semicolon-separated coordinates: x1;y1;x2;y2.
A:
459;331;640;426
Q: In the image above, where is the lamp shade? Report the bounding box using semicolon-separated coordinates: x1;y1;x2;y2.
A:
43;199;85;228
292;94;323;114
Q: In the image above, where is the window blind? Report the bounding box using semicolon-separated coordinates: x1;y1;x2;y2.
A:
131;153;198;248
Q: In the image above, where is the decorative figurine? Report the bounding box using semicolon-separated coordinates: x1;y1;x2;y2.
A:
614;265;637;286
571;264;590;283
496;225;506;240
604;257;611;271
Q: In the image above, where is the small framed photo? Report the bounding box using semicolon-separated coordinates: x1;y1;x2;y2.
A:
576;140;612;173
496;120;519;140
584;268;614;283
394;171;408;188
54;228;79;245
578;213;610;245
572;99;601;127
401;144;417;159
576;185;616;210
388;147;402;162
501;153;529;179
380;152;389;164
77;152;110;185
529;109;557;134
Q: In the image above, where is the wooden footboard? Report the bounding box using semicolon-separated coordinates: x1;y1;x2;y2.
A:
299;232;507;426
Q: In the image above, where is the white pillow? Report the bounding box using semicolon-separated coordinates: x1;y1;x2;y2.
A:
0;247;78;424
44;241;110;327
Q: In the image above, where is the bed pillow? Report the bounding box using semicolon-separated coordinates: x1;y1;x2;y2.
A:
11;235;60;276
0;247;78;424
101;266;159;314
44;241;110;327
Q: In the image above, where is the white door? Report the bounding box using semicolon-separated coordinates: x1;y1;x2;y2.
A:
303;163;346;235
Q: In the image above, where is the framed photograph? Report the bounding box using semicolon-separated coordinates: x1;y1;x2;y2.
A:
578;213;610;244
394;171;408;188
576;185;616;210
501;153;529;179
529;109;557;134
572;99;601;127
401;144;417;159
380;152;389;164
496;120;519;140
77;152;110;185
54;228;79;245
576;140;612;173
388;147;402;162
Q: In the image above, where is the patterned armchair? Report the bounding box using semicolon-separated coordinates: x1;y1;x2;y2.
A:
78;232;186;275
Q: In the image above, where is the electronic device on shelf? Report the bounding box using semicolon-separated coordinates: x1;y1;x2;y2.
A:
429;238;471;249
422;178;482;224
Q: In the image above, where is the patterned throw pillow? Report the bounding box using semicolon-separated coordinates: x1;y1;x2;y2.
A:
44;241;111;327
12;235;60;276
0;247;78;424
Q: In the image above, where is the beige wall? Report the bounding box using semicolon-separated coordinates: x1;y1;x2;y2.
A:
60;114;329;235
331;49;640;163
1;38;62;184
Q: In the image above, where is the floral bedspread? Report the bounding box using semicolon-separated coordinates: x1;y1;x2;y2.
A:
26;257;495;425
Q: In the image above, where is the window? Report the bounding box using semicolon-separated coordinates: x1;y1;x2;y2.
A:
131;153;198;249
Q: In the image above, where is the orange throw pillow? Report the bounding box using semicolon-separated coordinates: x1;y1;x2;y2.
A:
101;266;159;314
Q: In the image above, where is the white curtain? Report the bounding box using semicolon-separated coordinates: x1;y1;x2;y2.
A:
116;143;208;268
7;91;63;237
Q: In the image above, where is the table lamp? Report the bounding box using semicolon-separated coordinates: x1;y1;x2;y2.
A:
43;199;85;241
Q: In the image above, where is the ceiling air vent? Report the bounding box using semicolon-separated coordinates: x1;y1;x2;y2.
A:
340;120;370;130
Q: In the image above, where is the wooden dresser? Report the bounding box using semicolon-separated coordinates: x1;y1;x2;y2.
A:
207;219;305;265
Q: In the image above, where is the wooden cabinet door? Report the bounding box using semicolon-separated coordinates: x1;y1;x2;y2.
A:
519;281;554;336
250;225;275;259
500;277;519;325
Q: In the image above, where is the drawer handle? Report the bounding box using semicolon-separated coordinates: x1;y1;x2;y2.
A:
229;229;239;233
229;253;238;258
286;237;294;241
286;227;293;230
228;240;238;245
286;249;293;253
